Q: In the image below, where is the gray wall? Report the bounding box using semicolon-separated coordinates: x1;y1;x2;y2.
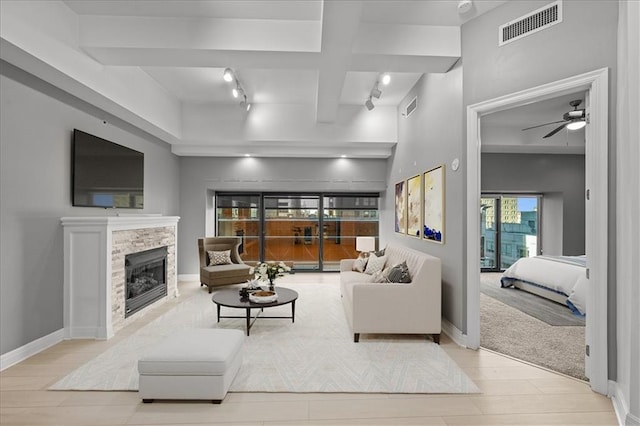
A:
481;153;586;256
382;63;465;329
178;156;387;275
0;61;180;356
461;0;618;376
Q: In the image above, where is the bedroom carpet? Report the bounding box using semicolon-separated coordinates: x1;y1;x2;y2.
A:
480;292;586;381
50;279;479;394
480;273;585;327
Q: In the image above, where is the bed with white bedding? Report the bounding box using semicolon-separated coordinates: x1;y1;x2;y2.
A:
500;255;587;316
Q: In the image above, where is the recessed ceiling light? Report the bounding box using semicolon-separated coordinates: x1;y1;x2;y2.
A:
381;73;391;85
244;154;251;157
341;155;347;158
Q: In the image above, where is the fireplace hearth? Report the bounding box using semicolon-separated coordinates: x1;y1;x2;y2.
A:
125;246;168;318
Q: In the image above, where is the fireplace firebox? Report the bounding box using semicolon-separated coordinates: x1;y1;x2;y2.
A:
125;246;168;317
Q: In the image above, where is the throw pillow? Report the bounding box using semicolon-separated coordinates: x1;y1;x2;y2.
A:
208;250;232;266
387;261;412;283
371;267;391;283
364;253;387;275
373;247;386;257
352;254;369;273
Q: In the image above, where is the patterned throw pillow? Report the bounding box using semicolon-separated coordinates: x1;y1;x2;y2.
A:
373;247;386;257
208;250;232;266
364;253;387;275
352;254;369;273
371;267;391;283
387;261;412;283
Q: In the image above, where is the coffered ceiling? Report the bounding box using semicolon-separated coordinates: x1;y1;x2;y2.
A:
2;0;511;157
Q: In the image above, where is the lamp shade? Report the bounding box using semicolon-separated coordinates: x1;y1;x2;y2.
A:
356;237;376;252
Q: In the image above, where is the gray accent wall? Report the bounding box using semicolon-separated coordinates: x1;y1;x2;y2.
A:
481;153;586;256
462;0;618;377
382;63;465;330
0;62;180;356
178;156;387;275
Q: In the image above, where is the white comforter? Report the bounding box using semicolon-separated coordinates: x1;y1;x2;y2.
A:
501;255;587;316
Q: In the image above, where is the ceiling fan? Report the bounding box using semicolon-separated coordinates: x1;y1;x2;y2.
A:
522;100;587;138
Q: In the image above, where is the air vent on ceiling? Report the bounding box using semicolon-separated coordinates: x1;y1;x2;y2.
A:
404;96;417;118
499;0;562;46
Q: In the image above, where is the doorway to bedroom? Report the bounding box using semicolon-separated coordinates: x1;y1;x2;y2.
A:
466;69;609;394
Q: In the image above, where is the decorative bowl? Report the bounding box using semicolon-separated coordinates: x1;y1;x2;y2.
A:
249;290;278;303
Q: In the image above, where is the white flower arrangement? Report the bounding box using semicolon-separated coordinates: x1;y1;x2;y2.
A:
255;261;291;283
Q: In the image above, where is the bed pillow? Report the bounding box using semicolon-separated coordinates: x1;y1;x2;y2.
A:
352;254;369;273
386;261;412;283
208;250;232;266
364;253;387;275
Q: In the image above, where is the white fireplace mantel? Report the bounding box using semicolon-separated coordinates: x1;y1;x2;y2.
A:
61;215;180;340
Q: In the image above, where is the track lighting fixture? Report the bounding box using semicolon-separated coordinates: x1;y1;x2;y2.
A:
365;97;375;111
371;82;382;99
223;68;234;82
223;67;251;111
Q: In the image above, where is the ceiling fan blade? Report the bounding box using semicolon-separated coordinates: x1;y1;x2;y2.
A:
543;124;567;138
521;120;566;131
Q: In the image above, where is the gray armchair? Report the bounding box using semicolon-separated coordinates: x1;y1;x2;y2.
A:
198;237;253;293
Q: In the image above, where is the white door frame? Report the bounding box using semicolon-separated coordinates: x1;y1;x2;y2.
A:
465;68;609;395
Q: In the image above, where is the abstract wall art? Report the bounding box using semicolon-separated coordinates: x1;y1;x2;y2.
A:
407;174;421;238
423;165;445;243
394;180;407;234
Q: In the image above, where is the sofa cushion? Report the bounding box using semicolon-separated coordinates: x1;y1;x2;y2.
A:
202;263;252;279
364;253;387;275
341;270;375;285
371;268;391;283
208;250;232;266
387;261;412;283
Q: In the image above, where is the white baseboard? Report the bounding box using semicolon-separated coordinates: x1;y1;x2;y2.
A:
441;318;469;348
609;380;638;426
0;328;65;371
178;274;199;282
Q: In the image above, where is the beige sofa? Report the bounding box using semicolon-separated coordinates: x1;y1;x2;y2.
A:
339;243;442;343
198;237;253;293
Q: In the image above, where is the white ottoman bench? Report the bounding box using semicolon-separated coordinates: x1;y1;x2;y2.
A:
138;328;244;404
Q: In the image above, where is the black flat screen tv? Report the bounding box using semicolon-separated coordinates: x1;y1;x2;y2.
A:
72;129;144;209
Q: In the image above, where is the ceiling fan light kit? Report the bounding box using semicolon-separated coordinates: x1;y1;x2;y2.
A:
521;99;586;138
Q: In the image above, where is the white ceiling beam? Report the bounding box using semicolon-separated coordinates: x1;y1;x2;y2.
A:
354;24;460;57
315;1;364;123
79;16;321;52
82;48;322;68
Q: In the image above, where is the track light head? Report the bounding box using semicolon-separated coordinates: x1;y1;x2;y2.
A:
365;97;375;111
223;68;234;82
371;87;382;99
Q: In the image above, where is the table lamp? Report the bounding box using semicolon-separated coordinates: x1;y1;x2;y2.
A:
355;237;376;257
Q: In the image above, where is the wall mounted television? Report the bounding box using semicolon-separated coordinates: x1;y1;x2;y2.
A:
72;129;144;209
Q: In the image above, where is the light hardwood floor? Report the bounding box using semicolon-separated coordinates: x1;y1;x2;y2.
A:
1;274;617;425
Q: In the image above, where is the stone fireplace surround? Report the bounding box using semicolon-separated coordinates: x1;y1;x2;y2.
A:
61;216;180;339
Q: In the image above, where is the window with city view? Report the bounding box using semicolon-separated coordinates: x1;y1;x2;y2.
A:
481;195;540;271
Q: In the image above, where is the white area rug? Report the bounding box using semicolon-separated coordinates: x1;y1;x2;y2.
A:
50;281;479;394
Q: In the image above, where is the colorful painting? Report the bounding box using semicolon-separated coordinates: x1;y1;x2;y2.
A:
407;174;421;238
423;165;444;243
394;181;407;234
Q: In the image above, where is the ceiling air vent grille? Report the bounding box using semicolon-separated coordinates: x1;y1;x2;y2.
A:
404;96;417;118
499;1;562;46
